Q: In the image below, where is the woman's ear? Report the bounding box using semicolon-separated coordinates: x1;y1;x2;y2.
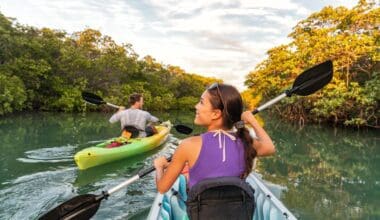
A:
211;109;223;120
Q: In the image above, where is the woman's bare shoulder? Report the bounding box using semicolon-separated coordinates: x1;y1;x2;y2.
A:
175;135;202;165
177;135;202;151
181;135;201;145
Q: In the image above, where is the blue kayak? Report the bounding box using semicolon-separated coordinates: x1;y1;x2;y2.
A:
147;173;297;220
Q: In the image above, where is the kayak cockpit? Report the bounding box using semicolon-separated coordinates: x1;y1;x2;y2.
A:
148;173;297;220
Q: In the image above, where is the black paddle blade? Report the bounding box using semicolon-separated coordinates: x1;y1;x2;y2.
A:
174;124;193;135
39;194;102;220
82;92;105;105
290;60;333;96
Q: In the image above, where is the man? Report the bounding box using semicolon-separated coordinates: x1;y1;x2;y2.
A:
109;93;159;138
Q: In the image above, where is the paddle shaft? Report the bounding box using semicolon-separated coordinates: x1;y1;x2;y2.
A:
106;102;121;109
252;93;287;114
107;156;172;195
107;175;140;195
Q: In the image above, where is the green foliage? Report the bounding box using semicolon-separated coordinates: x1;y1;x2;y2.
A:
3;56;52;108
0;12;219;115
0;72;27;115
363;71;380;101
311;81;377;126
245;0;379;127
177;96;198;110
151;93;175;111
51;87;85;112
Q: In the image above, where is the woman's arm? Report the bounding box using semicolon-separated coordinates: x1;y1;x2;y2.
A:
241;111;276;156
154;140;189;193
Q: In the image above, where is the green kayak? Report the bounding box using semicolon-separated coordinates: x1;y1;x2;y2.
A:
74;121;172;170
147;173;297;220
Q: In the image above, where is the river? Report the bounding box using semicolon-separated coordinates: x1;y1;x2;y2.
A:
0;112;378;219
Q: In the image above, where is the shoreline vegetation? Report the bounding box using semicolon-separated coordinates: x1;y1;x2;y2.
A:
0;12;222;115
0;0;378;128
245;0;379;128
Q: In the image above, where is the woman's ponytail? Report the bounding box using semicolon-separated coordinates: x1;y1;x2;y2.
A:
236;126;257;178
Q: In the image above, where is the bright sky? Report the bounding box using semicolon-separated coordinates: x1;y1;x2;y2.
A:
0;0;357;91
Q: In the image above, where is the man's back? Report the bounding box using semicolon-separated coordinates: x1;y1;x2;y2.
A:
109;108;159;137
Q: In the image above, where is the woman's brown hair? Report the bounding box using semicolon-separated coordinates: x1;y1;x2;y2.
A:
207;83;257;178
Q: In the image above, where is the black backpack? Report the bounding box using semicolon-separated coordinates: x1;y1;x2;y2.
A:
186;176;256;220
123;125;141;138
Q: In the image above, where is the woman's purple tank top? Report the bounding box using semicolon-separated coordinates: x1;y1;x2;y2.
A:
188;131;245;188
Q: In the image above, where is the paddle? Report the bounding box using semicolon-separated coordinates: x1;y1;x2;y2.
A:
82;92;120;108
81;92;193;135
252;60;333;114
39;156;172;220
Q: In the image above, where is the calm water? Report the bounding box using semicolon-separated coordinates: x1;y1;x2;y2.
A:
0;112;378;219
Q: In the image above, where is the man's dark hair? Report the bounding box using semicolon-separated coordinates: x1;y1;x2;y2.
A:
129;93;142;106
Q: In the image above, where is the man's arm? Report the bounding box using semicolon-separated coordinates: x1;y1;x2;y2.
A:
109;107;125;123
146;112;159;123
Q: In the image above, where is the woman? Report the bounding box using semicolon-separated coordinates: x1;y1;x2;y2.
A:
154;83;275;193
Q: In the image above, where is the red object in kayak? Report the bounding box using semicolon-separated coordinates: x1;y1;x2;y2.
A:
106;142;124;148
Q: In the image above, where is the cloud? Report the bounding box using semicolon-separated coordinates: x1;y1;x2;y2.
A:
322;0;358;8
239;0;311;15
0;0;357;91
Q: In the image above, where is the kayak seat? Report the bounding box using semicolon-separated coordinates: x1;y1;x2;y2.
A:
186;176;255;220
